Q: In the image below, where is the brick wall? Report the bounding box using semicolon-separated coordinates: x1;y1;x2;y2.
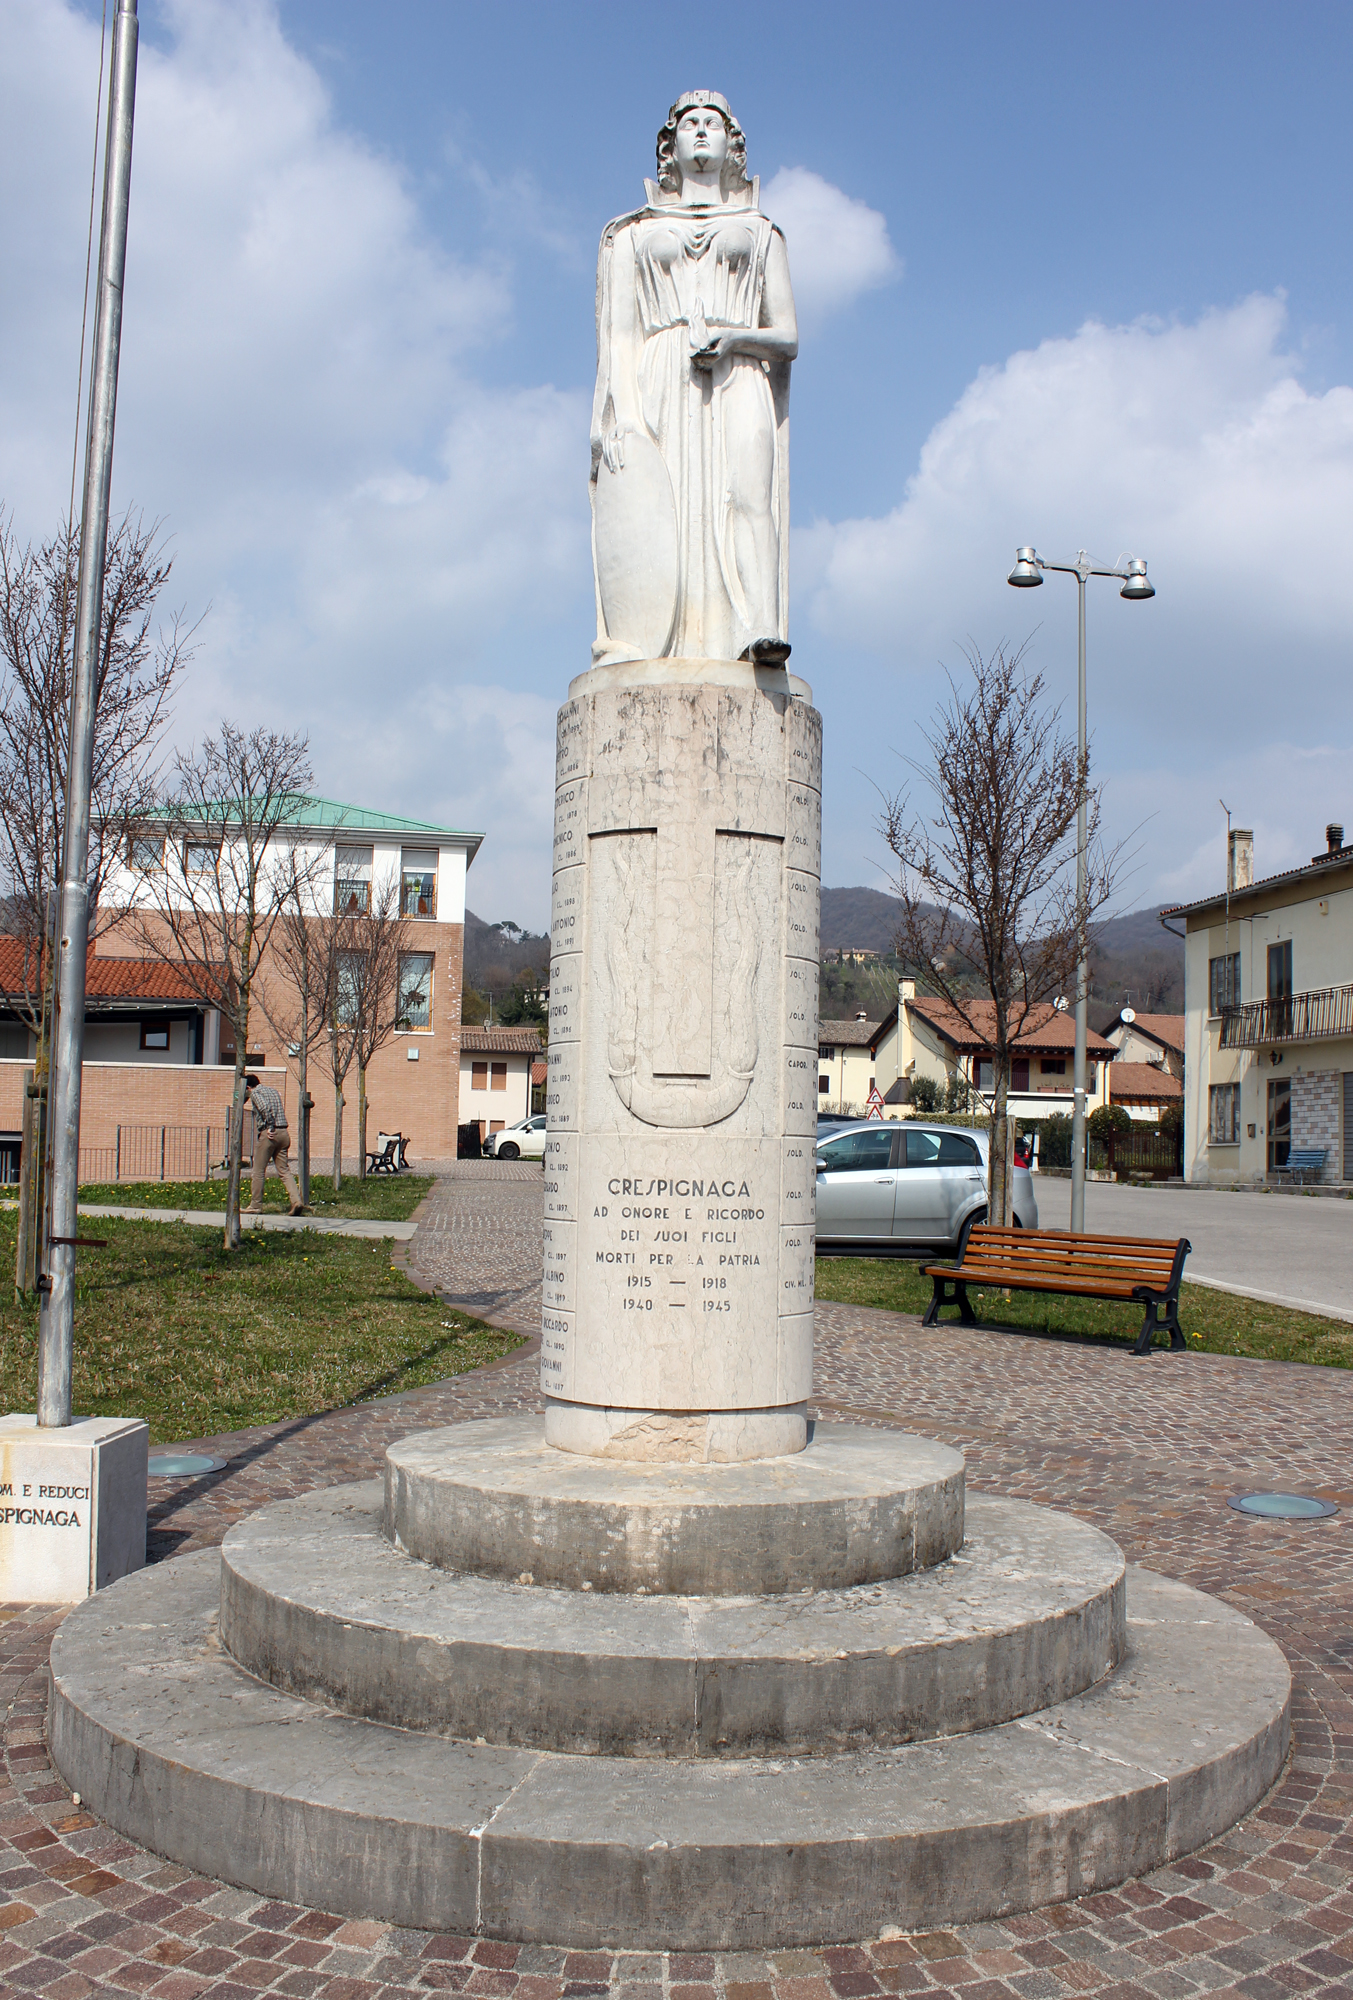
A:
0;915;467;1178
1291;1070;1342;1182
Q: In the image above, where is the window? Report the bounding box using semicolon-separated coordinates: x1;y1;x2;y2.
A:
139;1022;170;1051
335;845;372;915
818;1044;835;1060
336;950;362;1024
1267;940;1292;999
397;952;434;1029
401;848;437;919
908;1128;981;1166
817;1129;895;1172
128;835;163;872
818;1074;830;1094
976;1060;993;1091
184;842;218;874
1208;1082;1241;1145
471;1060;488;1090
1209;951;1240;1014
491;1061;507;1091
1041;1057;1066;1075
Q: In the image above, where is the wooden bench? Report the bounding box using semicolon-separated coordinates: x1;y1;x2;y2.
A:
1279;1148;1327;1186
921;1225;1192;1355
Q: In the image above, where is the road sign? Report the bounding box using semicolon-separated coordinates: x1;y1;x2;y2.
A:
865;1086;885;1120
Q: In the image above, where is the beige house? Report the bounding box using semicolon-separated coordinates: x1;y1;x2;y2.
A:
1163;823;1353;1185
817;1014;885;1113
458;1024;543;1141
1105;1011;1184;1123
869;980;1114;1118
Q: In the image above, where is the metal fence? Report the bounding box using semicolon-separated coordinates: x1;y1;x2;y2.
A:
77;1124;241;1184
1087;1128;1184;1180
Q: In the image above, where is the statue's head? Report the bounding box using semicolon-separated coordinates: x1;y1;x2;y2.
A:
656;90;751;195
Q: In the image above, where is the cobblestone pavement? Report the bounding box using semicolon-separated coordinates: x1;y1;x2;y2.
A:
404;1160;545;1339
5;1170;1353;1998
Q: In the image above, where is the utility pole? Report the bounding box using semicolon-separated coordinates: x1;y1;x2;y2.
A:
37;0;140;1428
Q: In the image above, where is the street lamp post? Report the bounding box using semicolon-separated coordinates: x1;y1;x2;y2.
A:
1007;547;1155;1234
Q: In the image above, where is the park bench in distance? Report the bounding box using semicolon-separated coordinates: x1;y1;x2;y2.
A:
922;1225;1193;1356
1279;1148;1327;1186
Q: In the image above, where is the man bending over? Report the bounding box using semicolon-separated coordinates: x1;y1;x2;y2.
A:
242;1074;309;1215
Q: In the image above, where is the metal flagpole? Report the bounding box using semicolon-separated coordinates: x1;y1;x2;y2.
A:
36;0;140;1428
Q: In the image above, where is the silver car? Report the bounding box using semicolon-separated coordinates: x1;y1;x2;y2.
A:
814;1119;1038;1254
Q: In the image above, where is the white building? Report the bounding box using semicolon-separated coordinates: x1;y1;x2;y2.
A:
1164;823;1353;1185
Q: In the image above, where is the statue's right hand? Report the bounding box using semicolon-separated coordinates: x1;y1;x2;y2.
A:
600;425;629;475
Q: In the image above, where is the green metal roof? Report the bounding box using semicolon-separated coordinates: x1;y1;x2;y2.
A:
136;795;483;854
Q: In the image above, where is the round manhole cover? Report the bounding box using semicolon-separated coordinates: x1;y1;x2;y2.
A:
147;1453;227;1478
1228;1492;1338;1519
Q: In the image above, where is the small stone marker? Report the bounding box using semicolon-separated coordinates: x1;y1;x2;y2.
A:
0;1412;147;1601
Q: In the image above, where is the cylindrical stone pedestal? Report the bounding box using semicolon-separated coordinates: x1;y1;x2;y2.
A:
542;658;821;1461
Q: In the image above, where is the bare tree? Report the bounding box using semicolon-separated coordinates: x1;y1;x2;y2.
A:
132;723;315;1247
336;875;417;1179
0;506;197;1290
879;645;1121;1227
256;855;345;1205
0;508;195;1034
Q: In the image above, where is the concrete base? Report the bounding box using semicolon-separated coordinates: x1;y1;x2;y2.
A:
383;1417;965;1595
0;1412;147;1602
221;1488;1125;1756
544;1399;808;1462
49;1559;1290;1948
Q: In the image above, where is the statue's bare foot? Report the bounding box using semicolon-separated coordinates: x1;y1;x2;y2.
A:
740;638;791;666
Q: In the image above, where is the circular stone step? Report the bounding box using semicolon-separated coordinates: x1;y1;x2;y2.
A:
220;1488;1125;1757
49;1556;1290;1950
383;1416;964;1594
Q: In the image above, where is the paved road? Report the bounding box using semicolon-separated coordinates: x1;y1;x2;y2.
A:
76;1203;418;1240
7;1181;1353;1997
1034;1176;1353;1321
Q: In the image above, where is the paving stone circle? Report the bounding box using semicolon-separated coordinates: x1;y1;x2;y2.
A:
4;1166;1353;1995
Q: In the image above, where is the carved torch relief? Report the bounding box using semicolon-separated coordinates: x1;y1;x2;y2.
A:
590;686;785;1131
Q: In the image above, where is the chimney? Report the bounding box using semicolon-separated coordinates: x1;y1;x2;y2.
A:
1227;829;1253;893
855;1008;868;1022
1327;823;1344;855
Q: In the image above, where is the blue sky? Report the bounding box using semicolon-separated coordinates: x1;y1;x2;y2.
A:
3;1;1353;926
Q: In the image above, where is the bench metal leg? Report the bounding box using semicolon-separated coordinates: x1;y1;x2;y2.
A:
1132;1297;1187;1356
923;1275;976;1329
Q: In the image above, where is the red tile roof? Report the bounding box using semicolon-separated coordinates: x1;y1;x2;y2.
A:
908;996;1115;1057
0;939;206;1006
818;1018;882;1047
1118;1012;1185;1054
460;1025;544;1055
1109;1062;1183;1103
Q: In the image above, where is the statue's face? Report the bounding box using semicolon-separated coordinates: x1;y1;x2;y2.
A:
673;106;729;176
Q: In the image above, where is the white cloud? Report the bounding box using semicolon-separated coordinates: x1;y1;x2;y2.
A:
761;167;900;325
0;0;591;922
802;296;1353;909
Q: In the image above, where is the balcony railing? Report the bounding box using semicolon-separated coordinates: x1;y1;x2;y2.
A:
1220;982;1353;1048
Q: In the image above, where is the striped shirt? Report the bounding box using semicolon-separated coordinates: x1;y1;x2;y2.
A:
249;1084;288;1133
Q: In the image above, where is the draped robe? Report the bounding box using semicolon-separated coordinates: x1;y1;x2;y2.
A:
590;182;791;666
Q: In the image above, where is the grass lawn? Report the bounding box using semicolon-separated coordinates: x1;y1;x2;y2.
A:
77;1173;434;1223
0;1214;519;1442
815;1254;1353;1368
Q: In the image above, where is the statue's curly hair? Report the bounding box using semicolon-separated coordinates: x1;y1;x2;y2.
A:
656;91;751;195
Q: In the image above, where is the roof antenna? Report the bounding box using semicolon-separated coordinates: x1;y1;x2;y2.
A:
1220;800;1232;1007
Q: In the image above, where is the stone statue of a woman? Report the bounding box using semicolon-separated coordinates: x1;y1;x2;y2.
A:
590;91;797;667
